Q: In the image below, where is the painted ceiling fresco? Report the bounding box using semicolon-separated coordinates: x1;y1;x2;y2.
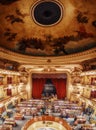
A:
0;0;96;56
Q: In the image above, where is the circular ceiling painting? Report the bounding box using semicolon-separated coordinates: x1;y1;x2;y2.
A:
22;116;71;130
31;0;63;26
0;0;96;56
37;128;55;130
27;121;67;130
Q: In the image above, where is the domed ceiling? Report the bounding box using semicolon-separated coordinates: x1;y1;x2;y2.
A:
0;0;96;56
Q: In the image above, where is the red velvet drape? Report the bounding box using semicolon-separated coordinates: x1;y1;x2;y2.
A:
32;78;46;99
7;89;12;96
52;78;66;99
7;77;12;84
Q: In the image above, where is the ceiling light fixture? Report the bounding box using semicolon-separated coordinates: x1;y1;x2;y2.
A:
31;0;63;26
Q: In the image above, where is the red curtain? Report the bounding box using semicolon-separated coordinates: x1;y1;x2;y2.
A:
32;78;46;99
32;78;66;99
52;78;66;99
7;77;12;84
7;89;12;96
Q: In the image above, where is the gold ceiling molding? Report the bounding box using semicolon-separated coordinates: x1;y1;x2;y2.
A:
19;63;82;74
81;70;96;76
0;47;96;65
0;69;20;75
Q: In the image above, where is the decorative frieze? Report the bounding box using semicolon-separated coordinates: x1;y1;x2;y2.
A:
0;47;96;65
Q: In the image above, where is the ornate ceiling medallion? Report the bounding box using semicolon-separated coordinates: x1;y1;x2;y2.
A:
31;0;63;26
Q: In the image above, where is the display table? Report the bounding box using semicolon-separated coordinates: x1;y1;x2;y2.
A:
0;124;13;130
81;124;96;130
76;116;86;124
14;113;24;120
4;118;16;127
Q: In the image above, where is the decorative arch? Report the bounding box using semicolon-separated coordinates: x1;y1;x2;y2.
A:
28;71;71;99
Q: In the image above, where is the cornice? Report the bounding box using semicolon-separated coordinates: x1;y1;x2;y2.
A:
0;47;96;65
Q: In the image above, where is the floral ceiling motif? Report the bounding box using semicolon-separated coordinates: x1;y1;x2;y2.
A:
0;0;96;56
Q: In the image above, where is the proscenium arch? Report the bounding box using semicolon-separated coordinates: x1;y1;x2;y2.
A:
27;71;71;100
